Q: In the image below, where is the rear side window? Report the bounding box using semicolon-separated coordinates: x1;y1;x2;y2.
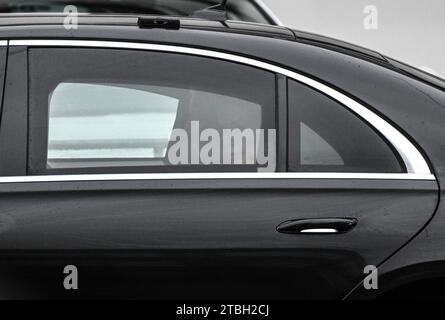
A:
29;48;276;174
48;83;179;165
288;80;404;173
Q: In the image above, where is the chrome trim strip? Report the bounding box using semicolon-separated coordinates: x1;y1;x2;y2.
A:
9;39;433;177
0;173;435;184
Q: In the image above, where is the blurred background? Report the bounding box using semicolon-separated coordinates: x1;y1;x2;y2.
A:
263;0;445;79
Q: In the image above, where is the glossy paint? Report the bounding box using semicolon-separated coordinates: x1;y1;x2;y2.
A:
0;17;443;299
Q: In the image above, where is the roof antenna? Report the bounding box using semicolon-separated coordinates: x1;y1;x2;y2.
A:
190;0;228;22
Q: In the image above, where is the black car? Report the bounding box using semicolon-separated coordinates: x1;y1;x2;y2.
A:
0;12;444;300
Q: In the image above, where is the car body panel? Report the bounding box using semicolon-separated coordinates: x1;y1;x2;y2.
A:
0;179;438;299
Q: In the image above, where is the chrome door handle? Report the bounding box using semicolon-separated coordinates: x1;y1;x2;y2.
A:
276;218;357;235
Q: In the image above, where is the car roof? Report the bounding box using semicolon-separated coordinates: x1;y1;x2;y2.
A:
0;14;390;59
0;13;294;39
0;14;442;90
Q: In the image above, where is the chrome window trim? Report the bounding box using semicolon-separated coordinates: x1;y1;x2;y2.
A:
7;39;434;182
0;173;436;184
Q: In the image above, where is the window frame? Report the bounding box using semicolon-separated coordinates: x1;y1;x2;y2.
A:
0;42;23;177
5;39;431;181
27;46;279;175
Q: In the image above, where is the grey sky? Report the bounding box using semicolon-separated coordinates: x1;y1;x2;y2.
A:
263;0;445;78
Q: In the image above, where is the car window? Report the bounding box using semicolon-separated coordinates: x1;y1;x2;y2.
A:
288;79;404;173
29;48;276;174
48;83;180;167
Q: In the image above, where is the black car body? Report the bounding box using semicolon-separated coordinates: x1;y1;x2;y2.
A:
0;14;444;300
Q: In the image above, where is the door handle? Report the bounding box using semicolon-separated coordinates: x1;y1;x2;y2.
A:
276;218;357;235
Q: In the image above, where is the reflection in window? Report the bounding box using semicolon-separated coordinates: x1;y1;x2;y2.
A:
31;48;276;173
48;83;179;168
300;123;344;166
47;82;265;170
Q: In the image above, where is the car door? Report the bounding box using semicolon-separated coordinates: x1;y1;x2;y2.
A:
0;40;438;300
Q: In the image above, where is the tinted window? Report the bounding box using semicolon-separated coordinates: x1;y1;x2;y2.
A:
48;83;180;168
29;48;276;174
288;80;403;173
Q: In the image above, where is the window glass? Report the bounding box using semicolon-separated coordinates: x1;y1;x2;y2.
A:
29;49;276;174
48;83;179;168
300;123;344;166
288;80;403;173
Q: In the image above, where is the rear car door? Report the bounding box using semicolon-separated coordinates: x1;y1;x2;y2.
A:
0;40;438;299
